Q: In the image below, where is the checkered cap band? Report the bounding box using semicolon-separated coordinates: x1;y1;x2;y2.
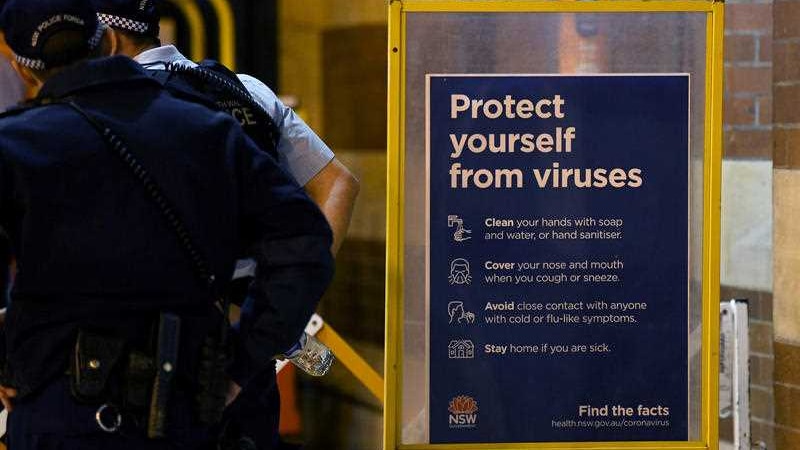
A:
97;12;149;34
13;22;106;70
14;54;46;70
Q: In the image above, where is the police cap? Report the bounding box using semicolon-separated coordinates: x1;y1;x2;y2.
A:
0;0;104;70
93;0;160;38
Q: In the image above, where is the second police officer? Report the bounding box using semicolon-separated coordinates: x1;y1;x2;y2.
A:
88;1;360;448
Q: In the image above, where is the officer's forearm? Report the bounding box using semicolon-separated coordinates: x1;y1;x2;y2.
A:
231;234;334;385
232;134;336;383
0;385;17;411
304;158;360;255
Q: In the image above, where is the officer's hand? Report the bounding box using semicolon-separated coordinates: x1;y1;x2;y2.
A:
0;385;17;411
225;380;242;407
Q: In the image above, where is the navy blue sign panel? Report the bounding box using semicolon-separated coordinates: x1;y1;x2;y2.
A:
427;75;690;444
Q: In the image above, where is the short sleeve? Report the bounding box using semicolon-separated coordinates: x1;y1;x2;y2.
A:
238;74;335;186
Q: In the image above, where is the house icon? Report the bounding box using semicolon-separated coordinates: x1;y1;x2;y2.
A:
448;340;475;359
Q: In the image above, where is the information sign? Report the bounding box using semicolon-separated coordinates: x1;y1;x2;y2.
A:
427;75;690;443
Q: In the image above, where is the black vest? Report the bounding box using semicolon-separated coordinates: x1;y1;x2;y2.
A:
149;60;281;161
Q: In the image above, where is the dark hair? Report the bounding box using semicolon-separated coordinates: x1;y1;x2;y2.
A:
116;27;161;49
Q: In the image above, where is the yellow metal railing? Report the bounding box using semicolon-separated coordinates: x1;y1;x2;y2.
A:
275;313;385;404
316;321;385;403
207;0;237;70
167;0;206;61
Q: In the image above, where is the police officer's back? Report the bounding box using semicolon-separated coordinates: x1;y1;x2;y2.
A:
91;3;355;448
0;0;333;448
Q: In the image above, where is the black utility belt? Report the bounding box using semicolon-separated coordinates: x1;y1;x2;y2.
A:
69;313;181;438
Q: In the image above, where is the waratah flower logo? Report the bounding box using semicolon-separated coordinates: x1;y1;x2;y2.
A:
448;395;478;414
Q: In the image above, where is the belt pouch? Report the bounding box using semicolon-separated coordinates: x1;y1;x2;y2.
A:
195;335;228;425
70;329;126;403
123;351;157;413
148;313;181;438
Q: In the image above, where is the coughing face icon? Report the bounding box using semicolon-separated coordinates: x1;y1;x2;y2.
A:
449;258;471;285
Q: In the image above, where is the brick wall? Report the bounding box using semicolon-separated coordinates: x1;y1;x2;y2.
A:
722;0;776;447
725;1;773;157
772;0;800;446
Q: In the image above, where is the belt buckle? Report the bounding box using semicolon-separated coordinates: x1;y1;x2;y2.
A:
95;403;122;433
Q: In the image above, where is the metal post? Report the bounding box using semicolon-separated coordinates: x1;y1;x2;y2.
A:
720;299;751;450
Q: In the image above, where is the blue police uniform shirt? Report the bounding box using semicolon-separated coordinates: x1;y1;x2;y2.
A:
135;45;335;187
0;56;333;396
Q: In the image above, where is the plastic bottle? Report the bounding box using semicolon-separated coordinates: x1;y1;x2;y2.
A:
283;332;334;377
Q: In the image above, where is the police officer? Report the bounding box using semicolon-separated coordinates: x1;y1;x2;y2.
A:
91;2;359;448
94;0;359;255
0;0;333;448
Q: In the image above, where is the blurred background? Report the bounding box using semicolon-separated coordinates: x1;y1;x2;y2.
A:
269;2;387;449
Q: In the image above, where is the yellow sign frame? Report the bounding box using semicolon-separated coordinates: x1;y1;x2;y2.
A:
384;1;724;449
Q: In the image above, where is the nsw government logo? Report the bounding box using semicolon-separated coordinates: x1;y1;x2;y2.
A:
448;395;478;429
